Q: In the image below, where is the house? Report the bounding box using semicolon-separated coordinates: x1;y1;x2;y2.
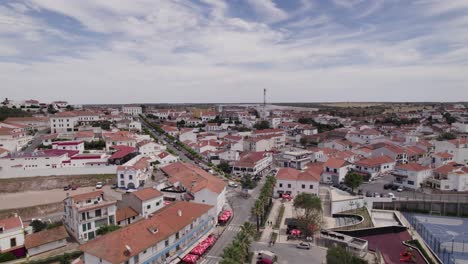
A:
392;163;432;190
117;156;152;189
115;206;140;227
79;202;215;264
0;215;25;258
25;226;69;256
353;156;395;179
243;137;274;152
155;151;179;166
63;190;117;242
223;135;244;151
0;122;31;152
52;141;85;153
200;111;217;122
206;123;222;132
50;111;101;134
252;129;286;149
121;188;164;217
122;106;142;116
427;163;468;191
321;139;353;151
160;162;227;215
160;125;179;137
4;116;50;131
370;143;408;164
179;128;197;143
103;131;138;151
276;150;313;170
231;152;273;178
137;140;166;156
433;138;468;165
321;158;351;184
432;152;454;167
218;149;240;162
346;128;384;144
274;166;321;197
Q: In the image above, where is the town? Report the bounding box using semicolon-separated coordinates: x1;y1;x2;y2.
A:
0;98;467;264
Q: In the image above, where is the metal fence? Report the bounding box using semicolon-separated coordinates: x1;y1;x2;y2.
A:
403;213;468;264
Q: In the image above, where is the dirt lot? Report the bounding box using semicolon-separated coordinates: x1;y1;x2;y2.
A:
0;174;116;193
0;185;123;211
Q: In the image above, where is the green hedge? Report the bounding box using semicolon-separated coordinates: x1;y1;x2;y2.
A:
274;204;285;229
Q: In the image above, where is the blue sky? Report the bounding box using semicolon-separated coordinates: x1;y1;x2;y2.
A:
0;0;467;103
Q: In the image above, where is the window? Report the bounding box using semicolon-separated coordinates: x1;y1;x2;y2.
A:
165;240;169;247
156;201;160;206
309;185;314;189
287;184;291;188
82;223;87;231
133;255;139;264
87;223;92;230
120;174;124;179
10;238;16;247
82;212;86;221
147;205;151;209
302;184;305;189
176;232;180;239
279;183;283;188
95;209;102;217
129;175;133;180
407;180;415;185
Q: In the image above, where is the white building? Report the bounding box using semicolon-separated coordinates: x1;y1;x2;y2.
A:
321;158;352;184
427;163;468;191
353;155;395;179
392;163;432;190
121;188;164;217
434;139;468;165
117;156;152;189
50;111;101;134
52;141;85;152
274;167;320;197
276;150;313;170
0;122;32;152
122;106;143;116
137;140;166;156
231;152;273;177
252;129;286;149
0;215;25;257
80;202;216;264
63;190;117;242
161;162;227;215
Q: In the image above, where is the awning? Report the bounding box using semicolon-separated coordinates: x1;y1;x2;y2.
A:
290;229;301;236
182;254;199;263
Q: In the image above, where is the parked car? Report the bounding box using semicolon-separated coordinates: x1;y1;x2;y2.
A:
397;186;403;192
357;189;363;195
383;184;392;190
70;184;79;190
228;181;239;188
96;182;104;189
296;242;311;250
63;185;70;191
366;191;373;197
388;192;396;199
111;184;118;189
391;185;399;191
374;192;381;198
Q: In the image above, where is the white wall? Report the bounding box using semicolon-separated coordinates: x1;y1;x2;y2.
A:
28;239;67;256
0;165;117;179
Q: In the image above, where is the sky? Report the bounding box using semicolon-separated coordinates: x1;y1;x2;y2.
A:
0;0;467;104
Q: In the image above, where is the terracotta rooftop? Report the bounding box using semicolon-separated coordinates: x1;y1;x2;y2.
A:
355;156;394;167
0;216;22;231
25;226;69;249
395;162;430;172
324;158;349;168
116;206;139;222
131;188;162;201
79;201;213;264
70;190;104;202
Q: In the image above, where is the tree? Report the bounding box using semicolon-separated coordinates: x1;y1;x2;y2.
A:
0;252;16;262
252;200;264;232
327;246;368;264
253;120;270;130
217;161;231;173
443;112;457;124
96;225;121;236
437;132;456;141
344;172;364;193
30;220;47;233
241;175;257;189
300;137;308;146
240;222;256;237
293;193;322;237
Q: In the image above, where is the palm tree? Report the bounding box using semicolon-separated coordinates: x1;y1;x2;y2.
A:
252;199;264;232
240;222;256;238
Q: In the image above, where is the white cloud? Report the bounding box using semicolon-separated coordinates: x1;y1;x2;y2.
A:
244;0;288;23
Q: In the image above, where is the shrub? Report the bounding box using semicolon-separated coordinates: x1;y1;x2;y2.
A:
0;252;16;263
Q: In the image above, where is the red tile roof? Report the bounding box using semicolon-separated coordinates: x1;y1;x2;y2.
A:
355;156;394;167
131;188;162;201
0;216;22;231
70;190;103;202
25;226;68;249
80;202;213;264
116;207;139;222
109;145;137;159
233;152;270;167
324;158;349;168
395;163;430;172
434;152;452;159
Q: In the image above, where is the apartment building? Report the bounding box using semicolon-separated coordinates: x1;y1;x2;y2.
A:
427;163;468;191
321;158;351;184
392;163;432;190
63;191;117;242
434;138;468;165
252;129;286;149
80;202;215;264
50;111;101;134
122;106;143;116
353;155;395;179
276;150;313;170
231;151;273;178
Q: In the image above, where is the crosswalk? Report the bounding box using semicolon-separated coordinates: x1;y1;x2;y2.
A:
199;256;222;264
224;225;240;232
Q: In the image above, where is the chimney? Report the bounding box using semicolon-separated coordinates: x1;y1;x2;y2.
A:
178;209;182;217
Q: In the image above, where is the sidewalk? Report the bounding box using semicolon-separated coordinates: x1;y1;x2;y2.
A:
259;199;281;243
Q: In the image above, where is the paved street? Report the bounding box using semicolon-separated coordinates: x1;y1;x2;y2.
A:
250;242;327;264
23;128;49;152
